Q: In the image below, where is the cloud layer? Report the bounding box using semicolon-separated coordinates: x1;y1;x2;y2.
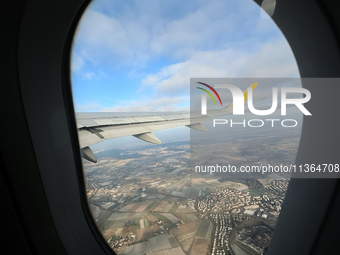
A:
72;0;300;112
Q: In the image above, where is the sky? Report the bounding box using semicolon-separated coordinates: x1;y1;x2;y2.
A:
71;0;300;113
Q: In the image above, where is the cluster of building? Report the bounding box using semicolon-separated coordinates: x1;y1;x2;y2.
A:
89;184;130;207
238;225;272;254
107;234;135;249
194;180;289;255
187;199;196;210
197;188;252;213
209;213;251;255
259;180;289;214
210;213;232;255
196;180;288;217
265;180;289;198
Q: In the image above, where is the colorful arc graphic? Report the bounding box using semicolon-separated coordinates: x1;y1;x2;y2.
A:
196;82;223;106
197;87;217;105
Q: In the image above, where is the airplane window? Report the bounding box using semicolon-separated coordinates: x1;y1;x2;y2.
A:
71;0;301;254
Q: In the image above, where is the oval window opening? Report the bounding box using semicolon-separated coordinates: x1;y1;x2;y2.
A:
71;0;302;254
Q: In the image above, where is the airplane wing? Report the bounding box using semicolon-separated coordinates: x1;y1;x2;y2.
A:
76;83;258;163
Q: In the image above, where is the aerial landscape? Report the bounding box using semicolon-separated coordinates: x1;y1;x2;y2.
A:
82;122;299;255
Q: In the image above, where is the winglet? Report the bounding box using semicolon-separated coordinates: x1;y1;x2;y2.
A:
133;132;162;144
81;146;97;163
186;123;209;132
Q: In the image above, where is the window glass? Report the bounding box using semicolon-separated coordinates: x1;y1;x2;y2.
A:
71;0;301;254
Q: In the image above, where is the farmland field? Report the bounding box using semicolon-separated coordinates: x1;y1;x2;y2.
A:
97;209;112;222
168;237;180;248
139;200;157;212
161;213;180;223
174;213;198;223
171;191;186;197
162;202;175;212
124;242;151;255
118;203;135;212
107;212;148;221
175;205;193;213
190;237;211;255
246;188;268;196
177;232;196;252
148;233;172;252
118;200;160;213
187;189;199;199
196;219;213;239
140;218;151;229
168;175;191;191
143;200;162;212
90;205;101;219
152;201;169;212
235;218;276;230
146;214;159;222
146;247;185;255
169;204;179;213
109;220;126;229
152;213;177;229
137;225;159;241
171;219;202;237
171;219;202;252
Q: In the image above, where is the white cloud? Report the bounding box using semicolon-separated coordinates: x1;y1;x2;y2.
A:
71;0;300;112
71;53;85;72
75;102;102;112
75;96;189;112
72;0;278;67
74;9;151;67
141;39;300;97
83;72;96;80
149;9;234;57
102;96;189;112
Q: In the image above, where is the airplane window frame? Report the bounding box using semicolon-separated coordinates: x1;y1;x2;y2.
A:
16;0;114;254
7;0;340;254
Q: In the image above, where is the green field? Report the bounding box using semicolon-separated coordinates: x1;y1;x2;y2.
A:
203;188;213;196
144;200;161;212
141;218;152;228
108;202;121;211
165;167;177;172
168;236;180;248
102;219;141;230
152;213;177;229
235;218;276;231
196;219;212;238
169;204;179;213
247;188;269;196
102;220;115;230
103;213;163;231
152;213;171;222
191;182;205;191
124;242;151;255
182;213;199;222
206;179;224;188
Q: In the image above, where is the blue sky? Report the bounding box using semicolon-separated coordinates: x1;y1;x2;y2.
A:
71;0;300;112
